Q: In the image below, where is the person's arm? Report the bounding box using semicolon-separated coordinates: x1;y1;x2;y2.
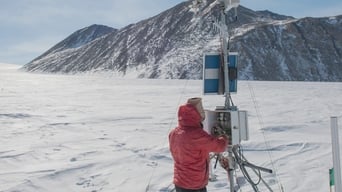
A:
196;130;228;153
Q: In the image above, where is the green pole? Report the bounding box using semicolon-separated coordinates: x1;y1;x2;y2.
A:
330;168;335;186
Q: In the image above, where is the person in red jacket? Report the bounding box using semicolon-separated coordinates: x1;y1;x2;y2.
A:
169;98;228;192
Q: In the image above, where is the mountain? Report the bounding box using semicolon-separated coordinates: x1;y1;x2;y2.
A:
234;16;342;81
22;0;342;81
23;24;117;72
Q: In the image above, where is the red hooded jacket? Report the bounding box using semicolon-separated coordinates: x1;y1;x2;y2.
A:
169;104;228;190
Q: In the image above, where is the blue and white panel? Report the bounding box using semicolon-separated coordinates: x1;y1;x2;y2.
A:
203;52;238;94
203;54;221;94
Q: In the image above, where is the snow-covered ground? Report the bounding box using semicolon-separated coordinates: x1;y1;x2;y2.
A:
1;63;342;192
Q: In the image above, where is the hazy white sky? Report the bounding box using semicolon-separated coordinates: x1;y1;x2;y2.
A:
1;0;341;65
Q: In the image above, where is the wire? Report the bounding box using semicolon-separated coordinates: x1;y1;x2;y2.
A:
246;81;285;192
145;79;190;192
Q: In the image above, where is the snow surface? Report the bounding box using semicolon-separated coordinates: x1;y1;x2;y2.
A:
1;63;342;192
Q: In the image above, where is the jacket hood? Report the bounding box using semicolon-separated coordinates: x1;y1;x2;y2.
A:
177;104;202;128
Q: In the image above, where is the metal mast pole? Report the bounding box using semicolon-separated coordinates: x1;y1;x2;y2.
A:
218;2;235;191
219;6;235;192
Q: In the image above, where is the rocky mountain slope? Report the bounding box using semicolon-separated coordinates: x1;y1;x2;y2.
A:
22;0;342;81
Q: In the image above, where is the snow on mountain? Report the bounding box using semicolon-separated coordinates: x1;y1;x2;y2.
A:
46;24;116;54
22;0;342;81
234;16;342;81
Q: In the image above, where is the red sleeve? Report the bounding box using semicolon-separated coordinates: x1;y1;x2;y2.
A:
193;130;228;153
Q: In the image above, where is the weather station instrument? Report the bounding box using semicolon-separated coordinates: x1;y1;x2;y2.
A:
189;0;274;191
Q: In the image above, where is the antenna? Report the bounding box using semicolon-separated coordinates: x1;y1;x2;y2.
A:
201;0;239;109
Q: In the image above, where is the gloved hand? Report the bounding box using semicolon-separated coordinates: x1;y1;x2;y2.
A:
219;155;230;171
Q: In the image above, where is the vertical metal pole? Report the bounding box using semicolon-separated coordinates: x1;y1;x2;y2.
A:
228;150;235;192
220;8;230;110
220;7;234;192
331;117;341;192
